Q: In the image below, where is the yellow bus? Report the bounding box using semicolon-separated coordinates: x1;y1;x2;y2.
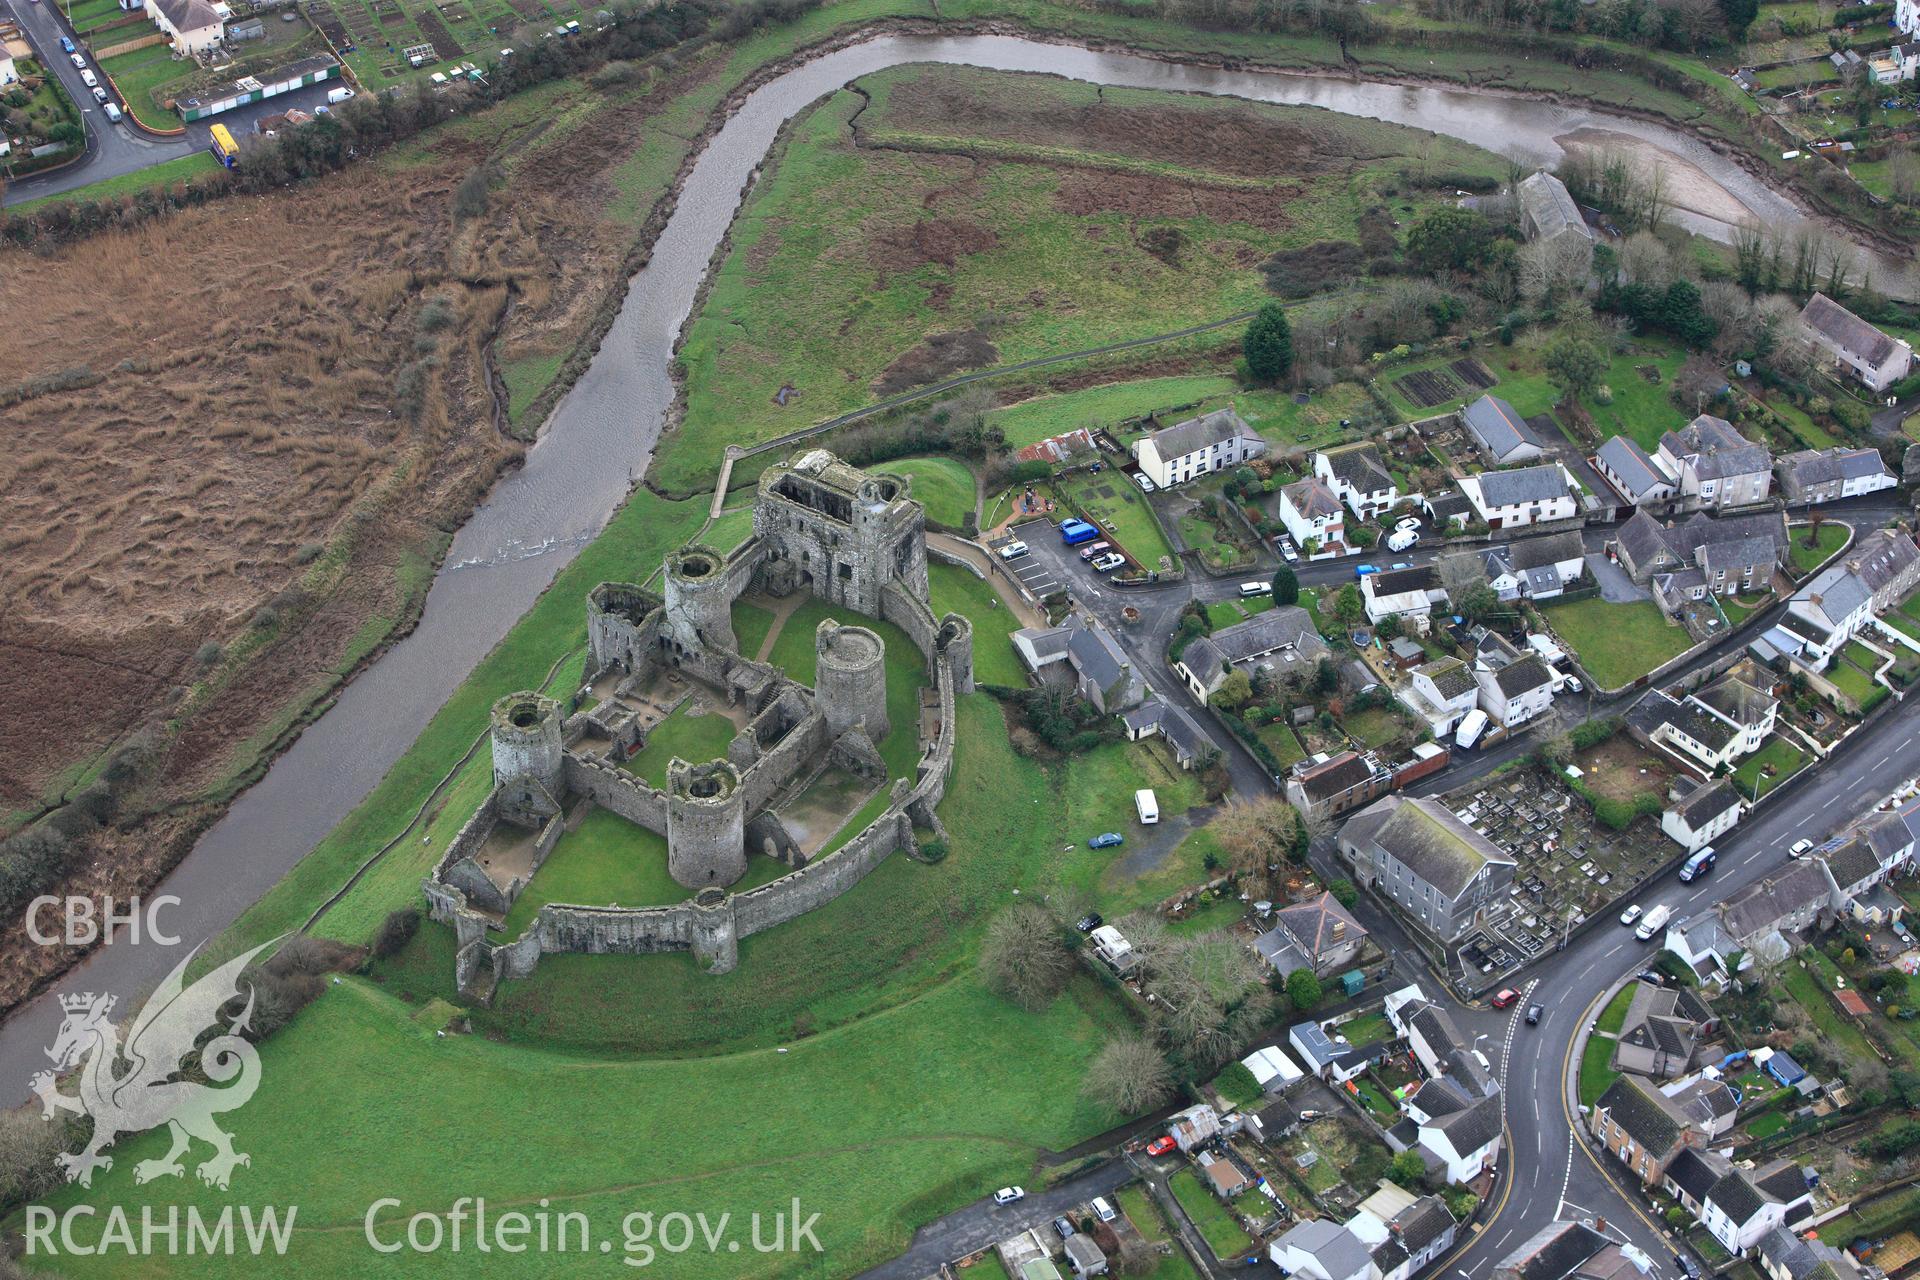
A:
209;123;239;168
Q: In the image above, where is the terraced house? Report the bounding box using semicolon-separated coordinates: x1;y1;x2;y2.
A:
1459;464;1577;530
1776;446;1897;505
1765;527;1920;671
1612;509;1788;602
1589;1075;1701;1185
1338;795;1517;941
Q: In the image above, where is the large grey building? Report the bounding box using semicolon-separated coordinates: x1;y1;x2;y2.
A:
1337;795;1517;941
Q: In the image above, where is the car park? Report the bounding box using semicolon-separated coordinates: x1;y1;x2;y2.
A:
1526;1004;1543;1026
1090;552;1125;572
1075;912;1103;933
993;1187;1025;1206
1146;1135;1176;1157
1077;540;1112;562
1790;839;1814;859
1491;988;1519;1009
1087;833;1123;849
1619;904;1643;927
998;540;1029;560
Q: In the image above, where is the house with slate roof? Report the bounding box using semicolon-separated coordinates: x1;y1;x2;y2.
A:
1661;778;1744;853
1758;1224;1867;1280
1254;890;1370;978
1767;528;1920;672
1177;606;1328;700
1517;172;1596;274
1135;408;1267;488
1401;657;1482;737
1777;447;1896;505
1011;612;1145;713
1363;565;1449;625
1480;531;1589;601
1119;697;1221;771
1317;443;1402;520
1594;435;1678;506
1656;416;1773;510
1589;1075;1700;1184
1460;464;1578;530
1633;672;1777;774
1339;796;1517;941
1700;1159;1815;1255
1493;1222;1641;1280
1614;982;1718;1078
1801;292;1914;392
1281;476;1349;556
1286;750;1395;819
1462;395;1549;465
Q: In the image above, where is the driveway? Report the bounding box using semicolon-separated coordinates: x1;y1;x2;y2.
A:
854;1160;1133;1280
1584;553;1646;604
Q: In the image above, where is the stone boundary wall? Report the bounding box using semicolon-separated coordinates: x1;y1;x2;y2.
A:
564;755;669;833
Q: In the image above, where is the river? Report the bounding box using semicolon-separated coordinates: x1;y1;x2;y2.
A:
2;31;1907;1099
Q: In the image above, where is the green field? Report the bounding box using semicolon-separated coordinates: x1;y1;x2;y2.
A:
618;703;741;786
1543;598;1692;689
876;455;978;530
1731;735;1810;800
1580;1033;1622;1106
1791;522;1851;575
662;61;1505;491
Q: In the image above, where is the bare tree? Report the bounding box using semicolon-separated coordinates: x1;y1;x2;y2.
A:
1155;932;1268;1067
1889;149;1920;207
1297;804;1338;852
1438;548;1490;600
1209;798;1297;899
979;903;1073;1011
1619;231;1677;289
1083;1034;1175;1117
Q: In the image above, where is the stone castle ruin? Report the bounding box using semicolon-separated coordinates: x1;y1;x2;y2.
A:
423;450;975;1002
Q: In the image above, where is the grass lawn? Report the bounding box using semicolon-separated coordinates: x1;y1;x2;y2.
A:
1731;735;1810;800
1720;594;1769;628
1341;1012;1393;1046
619;703;741;786
928;560;1026;688
1256;720;1308;768
99;43;193;131
1579;1033;1622;1107
1178;508;1254;572
876;454;977;530
1119;1186;1205;1280
1746;1110;1790;1140
990;375;1240;448
9;148;224;215
764;595;928;777
1781;962;1879;1066
1170;1168;1254;1261
1543;598;1691;689
704;506;756;552
1791;523;1851;575
1056;738;1211;917
1054;468;1176;571
1595;983;1636;1035
1342;705;1404;749
732;599;778;659
1826;658;1882;710
1206;596;1276;629
663;62;1504;492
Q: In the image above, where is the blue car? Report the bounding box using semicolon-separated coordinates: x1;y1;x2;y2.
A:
1087;833;1124;849
60;35;75;52
1354;563;1379;577
1060;517;1099;546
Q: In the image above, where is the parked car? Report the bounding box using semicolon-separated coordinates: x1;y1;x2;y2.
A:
1060;517;1099;545
1525;1003;1543;1026
1087;833;1123;849
1491;988;1519;1009
1077;540;1112;562
1091;1197;1119;1223
1090;552;1126;572
1789;839;1814;859
1386;528;1418;553
60;35;76;52
993;1187;1025;1206
1277;540;1299;563
81;68;97;87
1075;912;1103;933
70;52;87;69
1135;474;1156;493
1146;1135;1176;1157
998;540;1028;561
1390;561;1410;571
1563;676;1584;694
1395;516;1420;532
1355;563;1379;577
1618;904;1643;927
103;101;121;122
90;85;106;103
1674;1254;1702;1280
1053;1216;1076;1239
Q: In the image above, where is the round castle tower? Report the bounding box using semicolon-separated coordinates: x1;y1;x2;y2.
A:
815;619;890;743
490;693;565;796
937;613;975;696
663;545;737;655
666;758;747;890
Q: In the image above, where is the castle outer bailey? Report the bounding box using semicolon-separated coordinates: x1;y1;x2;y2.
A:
422;450;975;1003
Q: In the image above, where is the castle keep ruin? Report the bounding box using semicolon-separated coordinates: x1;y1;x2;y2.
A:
423;450;975;1002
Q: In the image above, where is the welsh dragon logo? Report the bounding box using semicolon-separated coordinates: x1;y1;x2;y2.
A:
30;941;276;1191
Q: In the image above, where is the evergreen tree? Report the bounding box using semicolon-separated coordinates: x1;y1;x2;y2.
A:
1244;303;1295;385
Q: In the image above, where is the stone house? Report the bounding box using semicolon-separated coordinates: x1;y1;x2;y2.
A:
1612;509;1788;600
1011;612;1145;713
1286;750;1395;820
1280;477;1348;554
1656;416;1773;510
1256;890;1369;978
1800;292;1914;393
1516;171;1596;277
1176;606;1328;701
1338;795;1517;942
1460;464;1578;530
1776;447;1896;505
1594;435;1678;506
1589;1075;1700;1185
1768;528;1920;672
1462;394;1549;465
1135;408;1267;488
1317;443;1401;520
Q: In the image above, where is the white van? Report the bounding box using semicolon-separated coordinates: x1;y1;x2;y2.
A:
1634;903;1671;942
1386;528;1418;553
1455;709;1489;750
103;101;122;122
1239;581;1267;598
326;86;355;104
1135;789;1159;825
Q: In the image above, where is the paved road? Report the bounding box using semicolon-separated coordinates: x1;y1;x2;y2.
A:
0;0;194;202
855;1160;1134;1280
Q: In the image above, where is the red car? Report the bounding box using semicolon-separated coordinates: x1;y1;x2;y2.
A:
1145;1136;1177;1157
1491;988;1520;1009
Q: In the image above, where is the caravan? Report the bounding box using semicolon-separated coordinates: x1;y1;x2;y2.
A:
1134;789;1159;825
1455;709;1489;750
